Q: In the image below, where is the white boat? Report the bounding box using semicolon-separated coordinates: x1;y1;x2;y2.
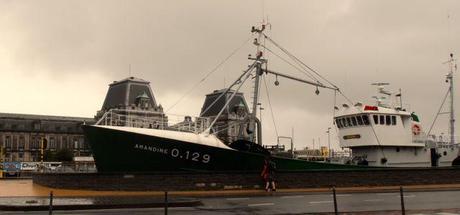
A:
334;56;459;167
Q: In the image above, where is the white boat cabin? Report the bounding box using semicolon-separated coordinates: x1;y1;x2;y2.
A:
334;84;458;167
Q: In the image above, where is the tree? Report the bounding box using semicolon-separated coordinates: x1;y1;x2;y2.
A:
43;149;74;162
55;149;74;162
43;150;55;161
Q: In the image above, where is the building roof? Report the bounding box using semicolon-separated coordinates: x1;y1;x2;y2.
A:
101;77;157;110
109;76;150;86
0;112;94;122
200;89;249;117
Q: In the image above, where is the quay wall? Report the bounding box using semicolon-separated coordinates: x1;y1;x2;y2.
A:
32;168;460;191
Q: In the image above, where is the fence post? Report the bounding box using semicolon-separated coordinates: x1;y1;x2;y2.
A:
400;186;405;215
164;191;168;215
332;186;338;215
49;191;53;215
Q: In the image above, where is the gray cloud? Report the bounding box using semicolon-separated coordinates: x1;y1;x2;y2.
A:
1;0;459;149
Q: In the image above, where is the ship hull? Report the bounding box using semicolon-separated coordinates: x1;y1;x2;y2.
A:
83;125;362;172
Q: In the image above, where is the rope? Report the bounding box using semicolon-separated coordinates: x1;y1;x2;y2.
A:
260;44;320;83
204;66;255;135
263;34;340;90
166;36;252;112
427;88;451;136
211;119;248;136
200;60;258;117
262;74;279;138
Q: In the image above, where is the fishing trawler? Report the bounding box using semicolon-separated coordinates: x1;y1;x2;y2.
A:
334;55;459;167
83;24;362;172
83;23;459;172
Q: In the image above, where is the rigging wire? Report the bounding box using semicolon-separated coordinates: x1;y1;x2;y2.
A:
206;67;254;135
166;36;252;113
337;89;355;106
427;88;451;136
262;33;360;109
260;44;320;83
263;34;340;90
200;60;258;117
262;74;279;138
211;119;248;136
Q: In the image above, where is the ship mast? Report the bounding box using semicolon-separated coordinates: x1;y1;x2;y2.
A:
248;24;338;144
248;24;267;143
446;53;456;145
204;24;339;145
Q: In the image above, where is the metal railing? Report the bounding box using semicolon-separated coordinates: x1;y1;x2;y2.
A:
423;134;460;148
96;109;211;134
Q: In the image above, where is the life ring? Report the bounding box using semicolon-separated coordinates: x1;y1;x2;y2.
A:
412;124;421;135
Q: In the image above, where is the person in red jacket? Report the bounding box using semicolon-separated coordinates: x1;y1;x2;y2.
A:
261;157;276;191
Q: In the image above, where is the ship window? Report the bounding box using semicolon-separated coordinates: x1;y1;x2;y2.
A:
346;118;352;127
338;119;343;128
391;116;396;125
341;118;347;127
357;116;363;125
380;115;385;125
351;117;357;126
335;119;341;128
362;115;370;125
386;115;391;125
373;115;378;125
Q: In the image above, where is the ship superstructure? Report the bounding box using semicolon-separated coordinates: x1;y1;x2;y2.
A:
335;80;459;167
335;85;429;167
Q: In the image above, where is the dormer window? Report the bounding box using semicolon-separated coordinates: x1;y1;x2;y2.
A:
135;91;151;110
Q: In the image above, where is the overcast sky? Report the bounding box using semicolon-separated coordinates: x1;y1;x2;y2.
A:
1;0;459;150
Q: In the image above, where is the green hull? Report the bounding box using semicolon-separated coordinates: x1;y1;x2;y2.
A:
83;125;364;172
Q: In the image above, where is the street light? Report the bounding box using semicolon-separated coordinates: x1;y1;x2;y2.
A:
327;127;331;162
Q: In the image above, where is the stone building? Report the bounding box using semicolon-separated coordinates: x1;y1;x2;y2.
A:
0;77;170;163
95;76;167;128
200;89;252;144
0;113;94;162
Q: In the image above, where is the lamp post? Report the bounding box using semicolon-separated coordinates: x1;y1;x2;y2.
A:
327;127;331;162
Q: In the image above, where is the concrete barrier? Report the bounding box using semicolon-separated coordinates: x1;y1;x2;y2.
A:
32;167;460;191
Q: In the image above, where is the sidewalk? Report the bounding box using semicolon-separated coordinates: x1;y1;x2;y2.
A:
0;195;201;211
164;183;460;197
3;179;460;198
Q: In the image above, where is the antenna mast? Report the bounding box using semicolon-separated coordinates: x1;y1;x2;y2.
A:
248;24;267;143
446;53;456;145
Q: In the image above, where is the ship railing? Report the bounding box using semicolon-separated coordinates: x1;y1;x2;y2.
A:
96;109;211;134
412;132;429;144
38;163;97;173
422;134;460;148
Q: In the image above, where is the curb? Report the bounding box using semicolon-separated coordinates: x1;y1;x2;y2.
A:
0;200;202;211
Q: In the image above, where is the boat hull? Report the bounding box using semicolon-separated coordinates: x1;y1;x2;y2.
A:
83;125;363;172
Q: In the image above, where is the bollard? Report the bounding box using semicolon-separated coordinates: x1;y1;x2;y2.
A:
164;191;168;215
400;186;405;215
332;186;338;215
49;191;53;215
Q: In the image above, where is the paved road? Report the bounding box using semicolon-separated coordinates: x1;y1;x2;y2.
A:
1;190;460;214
